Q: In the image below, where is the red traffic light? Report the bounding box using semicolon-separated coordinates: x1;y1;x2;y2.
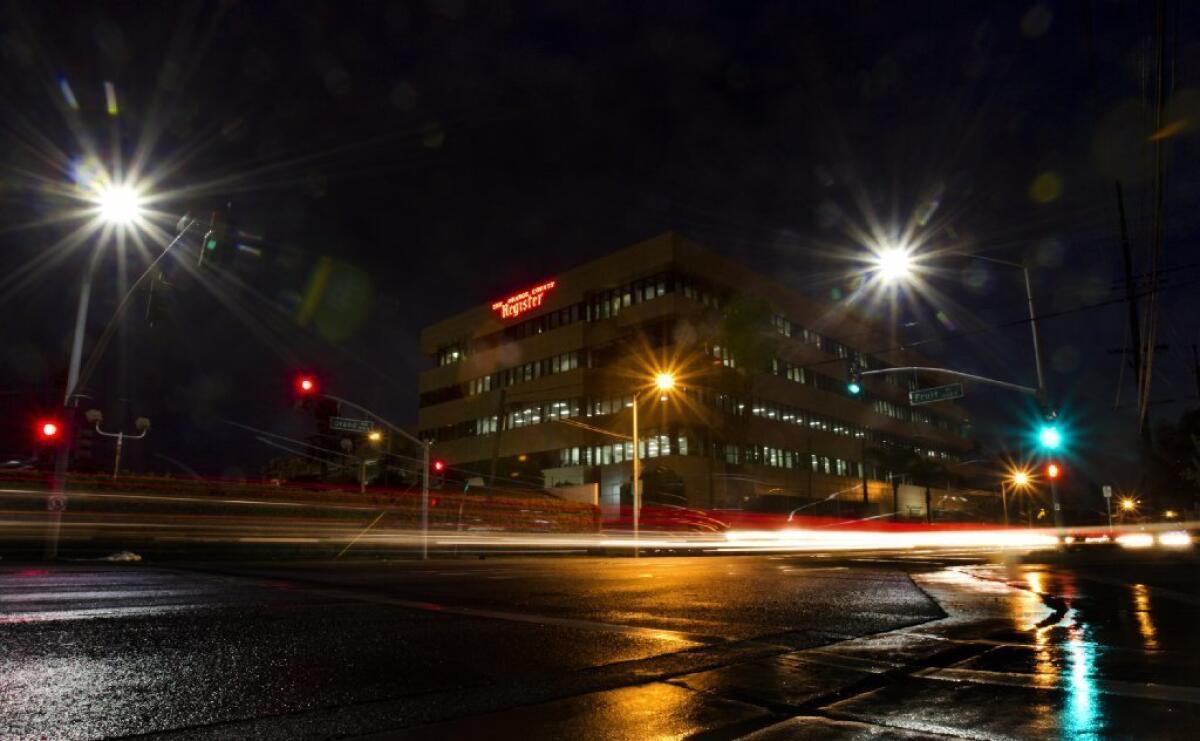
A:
295;375;318;396
432;459;446;473
1046;463;1061;480
39;420;60;439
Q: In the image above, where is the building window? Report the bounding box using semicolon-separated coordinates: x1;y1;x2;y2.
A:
437;343;463;366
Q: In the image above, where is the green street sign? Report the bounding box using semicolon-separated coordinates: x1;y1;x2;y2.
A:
909;383;964;406
330;416;373;433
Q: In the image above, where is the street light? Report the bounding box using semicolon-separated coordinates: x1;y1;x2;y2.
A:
1001;468;1033;527
632;370;677;556
85;409;150;479
95;184;143;225
873;247;914;283
873;245;1058;527
655;372;676;392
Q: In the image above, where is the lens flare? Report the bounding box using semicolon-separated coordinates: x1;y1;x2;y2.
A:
96;184;143;225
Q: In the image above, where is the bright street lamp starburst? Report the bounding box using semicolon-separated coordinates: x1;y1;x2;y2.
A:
655;372;676;391
873;247;914;283
94;183;144;225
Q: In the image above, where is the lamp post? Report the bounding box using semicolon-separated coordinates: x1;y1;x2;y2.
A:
630;372;676;557
1002;469;1032;528
46;183;161;558
1119;496;1137;524
871;247;1060;528
86;410;150;478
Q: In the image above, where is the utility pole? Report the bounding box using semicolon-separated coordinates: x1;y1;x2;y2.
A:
1115;181;1151;443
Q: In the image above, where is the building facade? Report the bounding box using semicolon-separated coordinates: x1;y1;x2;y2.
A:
418;233;980;518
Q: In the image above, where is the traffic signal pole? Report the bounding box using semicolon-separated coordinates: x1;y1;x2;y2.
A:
318;393;432;559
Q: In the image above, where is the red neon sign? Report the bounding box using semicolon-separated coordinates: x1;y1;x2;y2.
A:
492;280;556;320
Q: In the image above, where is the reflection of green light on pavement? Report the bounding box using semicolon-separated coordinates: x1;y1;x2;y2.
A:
1065;617;1102;737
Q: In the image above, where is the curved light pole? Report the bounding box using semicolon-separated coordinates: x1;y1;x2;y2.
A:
868;248;1061;529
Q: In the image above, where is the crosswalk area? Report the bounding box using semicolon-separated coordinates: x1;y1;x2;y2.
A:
0;564;333;623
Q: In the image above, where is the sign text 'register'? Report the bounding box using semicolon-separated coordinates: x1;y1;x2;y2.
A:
492;280;556;320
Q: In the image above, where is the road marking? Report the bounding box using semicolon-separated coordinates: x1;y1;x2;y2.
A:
191;569;727;646
914;665;1200;704
0;604;222;624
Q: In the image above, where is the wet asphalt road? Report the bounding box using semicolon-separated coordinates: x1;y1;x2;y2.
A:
1;552;1199;739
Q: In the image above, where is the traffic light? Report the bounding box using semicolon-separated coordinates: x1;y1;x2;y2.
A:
295;374;319;397
1046;462;1061;480
36;419;64;446
1037;425;1062;451
431;459;446;487
847;362;863;395
198;211;232;268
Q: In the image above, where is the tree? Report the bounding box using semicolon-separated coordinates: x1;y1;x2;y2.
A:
715;293;780;379
1146;409;1200;512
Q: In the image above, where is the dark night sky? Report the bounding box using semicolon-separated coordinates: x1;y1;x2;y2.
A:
2;0;1198;486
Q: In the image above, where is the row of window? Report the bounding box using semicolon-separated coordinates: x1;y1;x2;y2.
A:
423;388;954;463
705;391;953;460
423;398;584;442
553;439;868;481
762;351;966;437
770;317;904;390
557;433;684;468
465;350;584;396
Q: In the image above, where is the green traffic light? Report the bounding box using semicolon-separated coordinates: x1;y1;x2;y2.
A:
847;382;861;395
1038;425;1062;450
205;238;218;251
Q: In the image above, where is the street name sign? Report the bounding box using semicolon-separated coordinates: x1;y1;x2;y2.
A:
909;383;964;406
330;416;373;434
